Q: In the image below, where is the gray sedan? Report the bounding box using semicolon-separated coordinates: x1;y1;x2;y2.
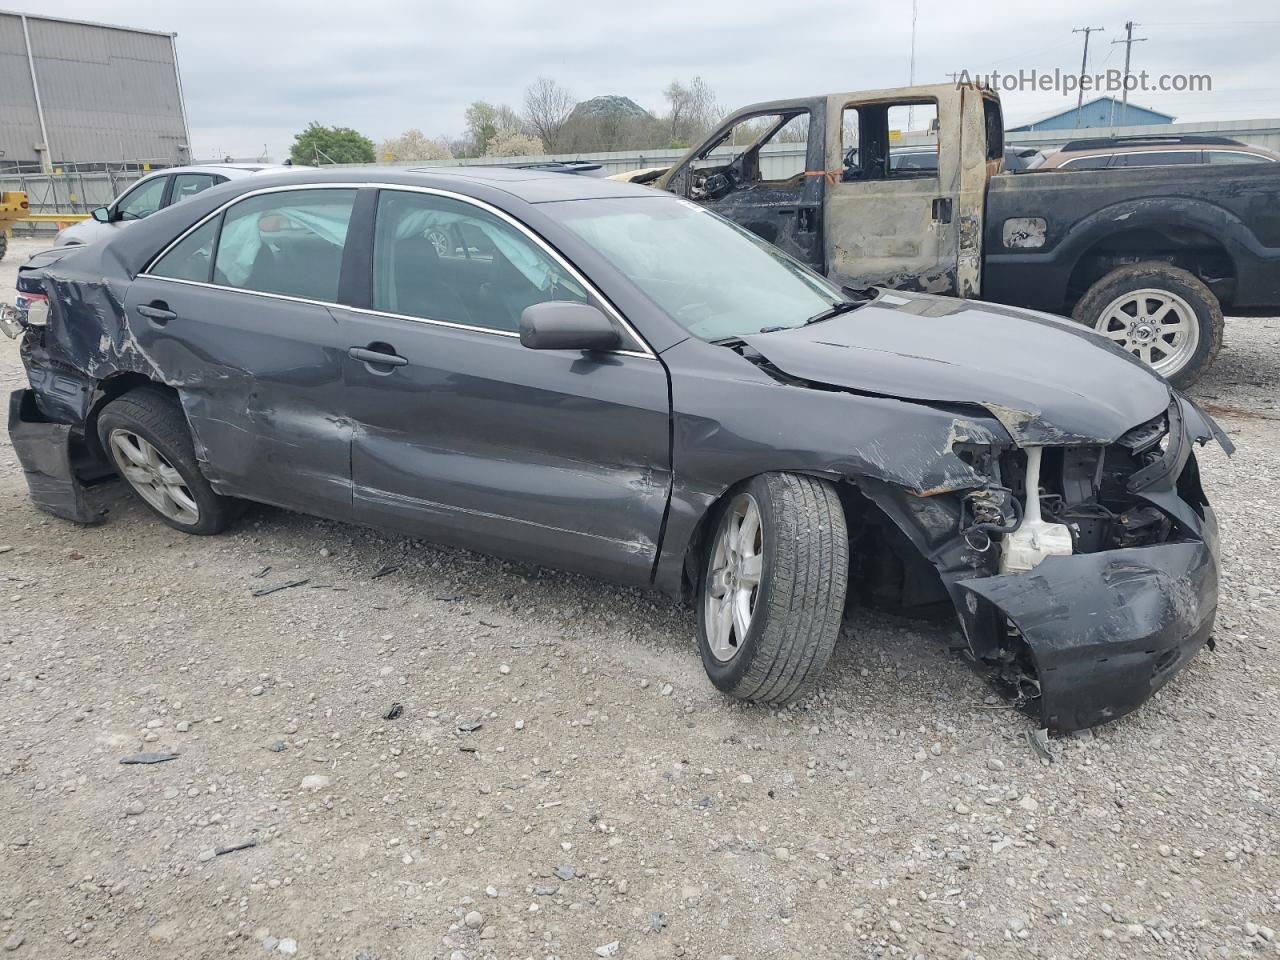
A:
5;167;1230;731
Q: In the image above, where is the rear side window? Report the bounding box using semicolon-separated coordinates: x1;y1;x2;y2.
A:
372;190;588;332
170;173;218;205
1207;150;1271;164
150;217;220;282
842;100;937;181
983;98;1003;162
886;103;937;179
213;189;356;302
1111;151;1201;167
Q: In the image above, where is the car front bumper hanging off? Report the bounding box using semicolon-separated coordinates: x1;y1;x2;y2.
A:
959;510;1220;733
8;388;98;524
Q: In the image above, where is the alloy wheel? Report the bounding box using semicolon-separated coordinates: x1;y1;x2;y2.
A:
704;493;764;662
108;429;200;525
1094;288;1200;377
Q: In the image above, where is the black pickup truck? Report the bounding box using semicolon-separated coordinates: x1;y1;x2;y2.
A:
649;82;1280;386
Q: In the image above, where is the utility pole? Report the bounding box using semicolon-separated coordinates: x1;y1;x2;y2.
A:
1072;26;1104;127
1111;21;1147;131
907;0;918;129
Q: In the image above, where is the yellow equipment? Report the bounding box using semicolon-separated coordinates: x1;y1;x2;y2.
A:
0;191;92;261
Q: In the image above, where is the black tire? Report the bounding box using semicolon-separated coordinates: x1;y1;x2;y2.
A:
1071;261;1224;389
96;386;242;535
696;472;849;706
0;233;7;262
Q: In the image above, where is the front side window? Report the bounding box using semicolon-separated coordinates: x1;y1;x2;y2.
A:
213;189;356;302
116;177;168;221
1058;154;1111;170
170;173;218;205
372;190;589;332
556;195;844;342
690;111;810;194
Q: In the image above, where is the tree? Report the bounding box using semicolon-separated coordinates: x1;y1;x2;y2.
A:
378;129;454;163
662;77;720;147
523;77;576;153
464;101;498;155
461;102;531;156
484;130;545;157
289;122;376;165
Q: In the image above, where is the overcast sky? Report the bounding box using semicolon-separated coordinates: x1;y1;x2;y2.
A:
36;0;1280;161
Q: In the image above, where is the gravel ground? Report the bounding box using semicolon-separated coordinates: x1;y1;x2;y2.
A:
1;234;1278;960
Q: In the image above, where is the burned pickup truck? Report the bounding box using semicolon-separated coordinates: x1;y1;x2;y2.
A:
4;167;1231;731
649;82;1280;387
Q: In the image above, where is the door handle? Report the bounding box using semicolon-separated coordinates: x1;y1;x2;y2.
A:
931;198;953;224
348;346;408;367
137;302;176;324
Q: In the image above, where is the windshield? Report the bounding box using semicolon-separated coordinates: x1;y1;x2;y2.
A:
554;196;847;340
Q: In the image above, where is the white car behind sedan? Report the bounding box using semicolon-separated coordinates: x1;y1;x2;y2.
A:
55;163;301;247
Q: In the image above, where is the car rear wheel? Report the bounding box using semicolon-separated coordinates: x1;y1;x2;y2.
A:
1072;262;1223;388
696;472;849;705
96;386;242;535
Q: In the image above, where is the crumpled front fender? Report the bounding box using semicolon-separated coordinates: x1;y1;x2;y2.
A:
958;510;1219;733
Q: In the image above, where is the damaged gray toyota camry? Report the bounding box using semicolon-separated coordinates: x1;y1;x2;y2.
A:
3;167;1232;733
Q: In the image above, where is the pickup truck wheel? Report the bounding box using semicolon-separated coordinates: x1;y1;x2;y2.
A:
1072;262;1223;388
696;473;849;706
0;234;7;261
96;387;242;535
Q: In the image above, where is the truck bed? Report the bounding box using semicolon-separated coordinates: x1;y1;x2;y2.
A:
982;163;1280;315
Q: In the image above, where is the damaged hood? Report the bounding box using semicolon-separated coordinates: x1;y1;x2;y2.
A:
742;291;1172;444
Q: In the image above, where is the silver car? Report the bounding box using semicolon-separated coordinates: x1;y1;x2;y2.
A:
55;163;299;247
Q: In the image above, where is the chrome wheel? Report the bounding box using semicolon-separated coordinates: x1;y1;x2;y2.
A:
426;228;451;257
1094;288;1200;377
108;429;200;525
704;494;764;663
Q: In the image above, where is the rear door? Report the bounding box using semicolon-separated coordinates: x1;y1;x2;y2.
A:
662;106;825;273
333;187;672;585
126;186;359;520
821;85;991;297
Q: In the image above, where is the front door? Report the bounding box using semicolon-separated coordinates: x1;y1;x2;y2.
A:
127;186;360;520
335;188;672;585
664;107;826;273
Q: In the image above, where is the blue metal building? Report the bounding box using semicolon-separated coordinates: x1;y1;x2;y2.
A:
1009;97;1174;132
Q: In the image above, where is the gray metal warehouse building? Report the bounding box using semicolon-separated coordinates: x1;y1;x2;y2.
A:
0;10;190;171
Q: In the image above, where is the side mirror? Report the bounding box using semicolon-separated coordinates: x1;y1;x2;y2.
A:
92;207;110;223
519;301;622;352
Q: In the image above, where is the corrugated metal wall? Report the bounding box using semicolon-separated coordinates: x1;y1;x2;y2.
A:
0;15;44;162
0;12;188;167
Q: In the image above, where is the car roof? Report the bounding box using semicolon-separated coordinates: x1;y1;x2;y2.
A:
231;165;666;203
1034;140;1279;168
138;163;299;180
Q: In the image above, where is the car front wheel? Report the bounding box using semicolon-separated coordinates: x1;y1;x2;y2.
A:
696;472;849;705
